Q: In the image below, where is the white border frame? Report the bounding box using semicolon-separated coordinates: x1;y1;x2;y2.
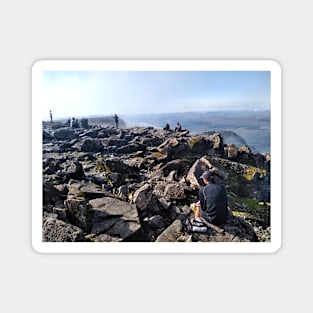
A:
32;59;281;253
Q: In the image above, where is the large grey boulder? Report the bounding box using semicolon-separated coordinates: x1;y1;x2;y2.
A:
88;197;143;240
80;138;103;152
43;130;54;142
43;214;85;242
64;180;119;231
53;127;77;140
156;219;183;242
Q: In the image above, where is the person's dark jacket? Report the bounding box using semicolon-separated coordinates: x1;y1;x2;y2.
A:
199;183;228;226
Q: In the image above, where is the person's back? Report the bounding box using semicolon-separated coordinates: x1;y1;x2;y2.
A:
201;183;228;226
175;122;181;132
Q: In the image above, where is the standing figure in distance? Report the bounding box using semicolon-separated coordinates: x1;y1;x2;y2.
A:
49;110;53;123
113;114;119;128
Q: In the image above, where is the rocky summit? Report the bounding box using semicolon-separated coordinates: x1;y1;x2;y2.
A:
42;119;271;243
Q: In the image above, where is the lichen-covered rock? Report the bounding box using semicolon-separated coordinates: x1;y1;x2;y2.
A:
156;220;183;242
187;136;213;154
43;214;85;242
64;196;89;231
133;183;153;210
163;183;187;200
225;144;239;160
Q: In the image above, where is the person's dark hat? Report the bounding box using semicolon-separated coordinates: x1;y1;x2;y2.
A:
200;170;214;180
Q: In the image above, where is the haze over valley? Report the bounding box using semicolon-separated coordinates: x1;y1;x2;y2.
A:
123;110;270;153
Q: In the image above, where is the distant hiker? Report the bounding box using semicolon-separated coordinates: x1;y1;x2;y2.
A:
164;123;170;131
67;118;71;126
175;122;182;132
194;170;229;226
49;110;53;123
71;117;78;128
113;114;119;128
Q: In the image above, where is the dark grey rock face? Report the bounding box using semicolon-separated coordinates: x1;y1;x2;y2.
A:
53;127;77;140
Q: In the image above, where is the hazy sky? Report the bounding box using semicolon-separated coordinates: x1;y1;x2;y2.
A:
42;71;270;120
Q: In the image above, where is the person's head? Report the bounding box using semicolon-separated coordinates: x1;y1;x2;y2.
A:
200;170;215;184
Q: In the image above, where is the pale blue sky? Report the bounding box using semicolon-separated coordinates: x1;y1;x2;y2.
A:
42;71;270;120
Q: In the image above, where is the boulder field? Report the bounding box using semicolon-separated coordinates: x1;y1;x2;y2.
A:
42;120;271;242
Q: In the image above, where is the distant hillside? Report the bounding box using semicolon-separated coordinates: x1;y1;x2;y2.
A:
88;115;126;128
122;110;270;154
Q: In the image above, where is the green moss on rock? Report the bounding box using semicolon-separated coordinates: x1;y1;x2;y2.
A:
228;192;268;222
187;136;202;149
